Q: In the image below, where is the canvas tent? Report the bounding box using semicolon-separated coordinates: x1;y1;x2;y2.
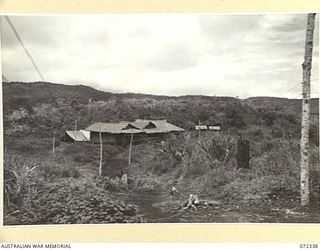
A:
64;130;90;142
195;125;208;131
208;125;221;131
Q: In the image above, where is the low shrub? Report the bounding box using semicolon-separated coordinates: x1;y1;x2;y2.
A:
4;179;143;225
3;155;43;215
146;136;319;205
41;161;81;180
179;135;234;178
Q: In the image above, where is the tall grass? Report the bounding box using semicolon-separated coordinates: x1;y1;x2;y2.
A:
142;132;319;204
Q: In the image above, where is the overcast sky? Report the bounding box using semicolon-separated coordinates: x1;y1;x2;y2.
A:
1;14;319;98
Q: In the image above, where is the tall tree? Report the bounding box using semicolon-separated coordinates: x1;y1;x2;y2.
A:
300;13;316;207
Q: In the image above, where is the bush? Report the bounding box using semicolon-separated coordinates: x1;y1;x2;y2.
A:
4;155;42;215
4;179;143;225
153;135;318;205
179;135;234;178
41;160;81;180
152;152;177;174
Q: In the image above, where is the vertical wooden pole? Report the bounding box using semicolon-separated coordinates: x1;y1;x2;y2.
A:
300;13;316;207
198;119;201;139
75;119;77;131
52;129;56;156
281;113;285;139
99;131;103;177
128;133;134;166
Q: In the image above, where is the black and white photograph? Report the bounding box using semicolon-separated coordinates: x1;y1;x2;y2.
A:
1;13;319;225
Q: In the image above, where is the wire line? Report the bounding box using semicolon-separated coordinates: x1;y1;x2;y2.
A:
4;16;61;110
2;74;9;82
4;16;45;82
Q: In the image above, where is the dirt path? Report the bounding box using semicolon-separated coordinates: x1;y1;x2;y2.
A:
95;144;320;223
113;188;320;223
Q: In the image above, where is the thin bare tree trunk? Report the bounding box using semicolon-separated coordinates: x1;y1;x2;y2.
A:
52;129;56;156
300;13;316;207
99;131;103;177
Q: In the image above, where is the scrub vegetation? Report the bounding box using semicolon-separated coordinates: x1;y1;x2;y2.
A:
3;82;319;224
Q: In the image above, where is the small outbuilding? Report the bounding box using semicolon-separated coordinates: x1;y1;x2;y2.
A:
208;125;221;131
195;125;208;131
195;124;221;131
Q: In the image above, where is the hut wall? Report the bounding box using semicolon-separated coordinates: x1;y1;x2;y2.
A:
90;132;117;145
89;131;177;145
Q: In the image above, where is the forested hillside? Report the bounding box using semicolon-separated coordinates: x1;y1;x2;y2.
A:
2;81;320;224
3;81;319;145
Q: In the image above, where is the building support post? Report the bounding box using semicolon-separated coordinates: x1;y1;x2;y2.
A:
198;119;201;140
75;119;77;131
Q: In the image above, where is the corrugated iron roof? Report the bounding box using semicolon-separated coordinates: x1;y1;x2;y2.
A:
85;120;184;134
130;120;150;130
141;120;184;134
66;130;90;141
121;128;144;134
85;122;128;133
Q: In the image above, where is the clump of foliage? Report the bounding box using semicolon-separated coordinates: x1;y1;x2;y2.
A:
167;133;234;178
137;133;319;206
4;179;143;225
4;153;143;225
4;155;42;215
40;153;81;181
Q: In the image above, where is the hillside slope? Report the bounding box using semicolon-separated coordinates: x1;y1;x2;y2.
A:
2;81;319;144
2;81;320;224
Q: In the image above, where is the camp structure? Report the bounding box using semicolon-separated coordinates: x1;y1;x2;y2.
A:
195;125;208;131
64;130;91;142
195;124;221;131
84;119;184;145
208;125;221;131
83;122;141;145
133;119;184;135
